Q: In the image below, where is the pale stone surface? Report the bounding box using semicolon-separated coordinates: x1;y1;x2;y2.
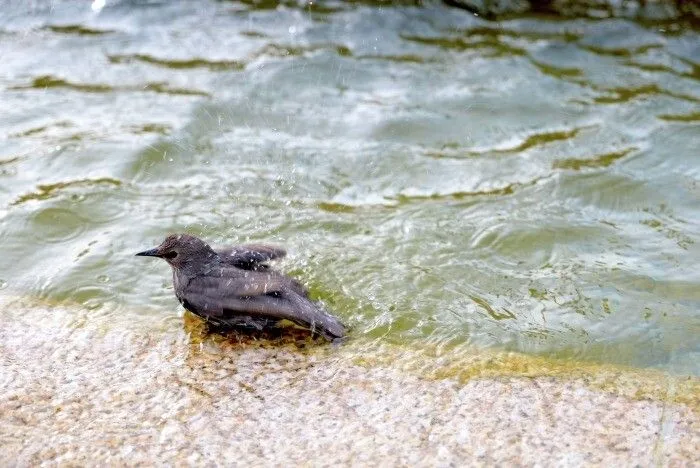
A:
1;298;698;466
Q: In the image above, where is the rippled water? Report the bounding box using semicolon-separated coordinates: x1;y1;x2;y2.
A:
1;1;698;374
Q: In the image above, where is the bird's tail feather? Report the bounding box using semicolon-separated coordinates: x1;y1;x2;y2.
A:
286;293;346;339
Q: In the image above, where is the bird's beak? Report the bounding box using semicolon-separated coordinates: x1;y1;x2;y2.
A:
135;247;161;257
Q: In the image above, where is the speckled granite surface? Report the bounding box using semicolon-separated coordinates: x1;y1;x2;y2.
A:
1;298;698;466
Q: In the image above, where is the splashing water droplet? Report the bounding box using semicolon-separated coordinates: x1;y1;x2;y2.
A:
92;0;106;12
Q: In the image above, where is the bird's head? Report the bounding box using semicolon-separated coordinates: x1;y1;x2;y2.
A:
136;234;217;270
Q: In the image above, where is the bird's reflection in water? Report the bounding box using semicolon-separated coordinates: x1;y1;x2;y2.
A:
181;310;328;349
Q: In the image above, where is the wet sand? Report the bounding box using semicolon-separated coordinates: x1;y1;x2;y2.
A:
1;297;698;466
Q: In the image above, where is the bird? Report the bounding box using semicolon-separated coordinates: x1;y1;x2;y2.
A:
135;234;346;340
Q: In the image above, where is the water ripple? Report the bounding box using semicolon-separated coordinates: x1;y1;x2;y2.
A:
29;207;86;244
108;54;245;71
424;126;593;159
13;178;122;206
553;147;637;171
10;75;211;98
44;25;115;36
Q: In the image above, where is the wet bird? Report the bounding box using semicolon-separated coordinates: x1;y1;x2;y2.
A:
136;234;346;340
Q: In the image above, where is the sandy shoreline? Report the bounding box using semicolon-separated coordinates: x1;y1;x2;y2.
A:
1;297;698;466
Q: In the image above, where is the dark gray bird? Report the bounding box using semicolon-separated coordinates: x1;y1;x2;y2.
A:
136;234;346;340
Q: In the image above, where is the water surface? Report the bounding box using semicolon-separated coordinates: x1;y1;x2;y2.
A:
1;0;698;373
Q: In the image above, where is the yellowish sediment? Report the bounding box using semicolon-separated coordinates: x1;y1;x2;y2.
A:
353;341;700;411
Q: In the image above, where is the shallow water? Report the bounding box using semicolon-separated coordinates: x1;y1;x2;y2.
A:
0;1;698;374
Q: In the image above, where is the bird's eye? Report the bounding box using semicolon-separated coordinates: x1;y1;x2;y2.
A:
163;251;178;259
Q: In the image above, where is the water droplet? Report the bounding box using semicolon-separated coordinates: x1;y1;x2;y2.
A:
97;275;110;283
0;279;7;290
92;0;106;12
30;207;86;244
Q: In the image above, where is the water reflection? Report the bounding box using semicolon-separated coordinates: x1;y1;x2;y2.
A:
181;310;327;349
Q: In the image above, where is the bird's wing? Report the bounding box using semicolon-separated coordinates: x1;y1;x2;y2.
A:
215;244;286;270
190;269;292;299
183;272;345;338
